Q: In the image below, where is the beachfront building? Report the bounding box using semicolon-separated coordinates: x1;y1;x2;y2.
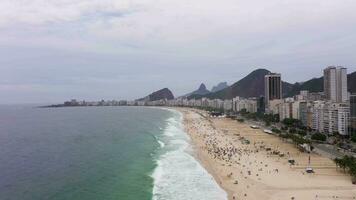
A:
185;99;203;107
232;97;257;113
322;103;339;135
299;101;313;128
145;99;168;106
267;99;283;115
322;102;350;136
118;100;128;106
207;99;224;110
279;99;301;121
264;73;282;114
279;102;290;121
324;66;348;103
350;94;356;135
336;104;350;136
257;96;265;113
137;101;146;106
299;102;308;126
223;100;233;111
308;101;350;135
171;98;184;107
127;101;136;106
232;96;241;111
311;101;325;132
201;98;210;108
292;101;301;120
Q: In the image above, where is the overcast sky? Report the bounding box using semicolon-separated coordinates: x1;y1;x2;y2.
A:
1;0;356;104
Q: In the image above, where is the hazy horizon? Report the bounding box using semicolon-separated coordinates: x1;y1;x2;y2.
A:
1;0;356;104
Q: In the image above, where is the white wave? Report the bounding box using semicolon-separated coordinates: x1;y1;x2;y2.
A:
152;110;227;200
157;140;165;148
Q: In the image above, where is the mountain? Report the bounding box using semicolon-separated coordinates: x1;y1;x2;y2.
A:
137;88;174;101
183;83;210;97
194;83;210;95
286;71;356;96
285;77;323;97
211;82;229;93
189;68;292;100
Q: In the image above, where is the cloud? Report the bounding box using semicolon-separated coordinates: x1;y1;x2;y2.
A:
0;0;356;103
1;0;355;56
0;0;135;25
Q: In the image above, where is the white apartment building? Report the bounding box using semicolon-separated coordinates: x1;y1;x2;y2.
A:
322;103;339;134
279;99;301;121
309;101;350;135
201;98;209;108
337;105;350;136
268;99;283;115
208;99;224;110
223;100;233;111
311;101;325;132
232;97;257;113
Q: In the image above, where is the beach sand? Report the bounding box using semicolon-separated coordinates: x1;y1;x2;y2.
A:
177;108;356;200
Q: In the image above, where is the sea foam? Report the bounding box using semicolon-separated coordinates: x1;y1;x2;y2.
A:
152;109;227;200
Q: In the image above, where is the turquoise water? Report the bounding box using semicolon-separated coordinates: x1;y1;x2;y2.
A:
0;106;170;200
0;106;226;200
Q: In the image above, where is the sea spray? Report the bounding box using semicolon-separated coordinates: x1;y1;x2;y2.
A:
152;109;227;200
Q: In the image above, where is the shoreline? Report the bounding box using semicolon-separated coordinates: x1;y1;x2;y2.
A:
175;107;356;200
152;107;227;200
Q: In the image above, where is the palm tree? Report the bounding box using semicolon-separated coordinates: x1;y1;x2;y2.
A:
339;158;347;172
334;158;341;170
344;156;355;171
348;165;356;184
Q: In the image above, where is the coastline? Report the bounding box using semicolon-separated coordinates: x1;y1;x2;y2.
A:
152;107;227;200
175;107;356;200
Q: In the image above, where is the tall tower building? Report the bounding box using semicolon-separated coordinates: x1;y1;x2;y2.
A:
264;73;282;113
265;73;282;102
323;66;347;102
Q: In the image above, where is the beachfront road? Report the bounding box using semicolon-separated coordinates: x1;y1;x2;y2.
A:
314;144;348;159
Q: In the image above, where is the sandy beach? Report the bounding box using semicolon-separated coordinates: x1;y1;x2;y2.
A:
177;108;356;200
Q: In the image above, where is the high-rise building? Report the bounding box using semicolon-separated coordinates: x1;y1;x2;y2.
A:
309;101;349;135
265;73;282;102
299;101;308;126
265;73;282;113
350;94;356;135
257;96;265;113
323;66;348;102
299;101;313;128
311;101;325;132
232;97;258;113
336;104;350;136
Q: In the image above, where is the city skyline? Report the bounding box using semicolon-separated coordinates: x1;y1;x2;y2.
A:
3;65;356;105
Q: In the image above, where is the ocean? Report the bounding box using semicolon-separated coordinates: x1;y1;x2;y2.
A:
0;105;226;200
